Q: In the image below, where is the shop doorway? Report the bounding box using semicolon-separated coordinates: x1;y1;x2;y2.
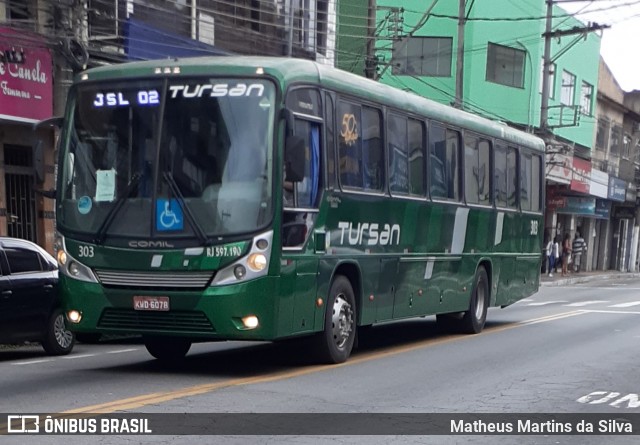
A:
3;145;37;243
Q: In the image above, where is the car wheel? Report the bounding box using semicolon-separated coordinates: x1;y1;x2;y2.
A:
144;337;191;361
41;308;75;355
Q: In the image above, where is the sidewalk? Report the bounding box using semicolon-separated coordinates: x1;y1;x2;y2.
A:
540;270;640;287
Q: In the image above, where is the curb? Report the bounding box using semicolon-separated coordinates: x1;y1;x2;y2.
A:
540;272;640;287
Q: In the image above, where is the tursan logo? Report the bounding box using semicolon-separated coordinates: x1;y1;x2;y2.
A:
338;221;400;246
168;83;264;98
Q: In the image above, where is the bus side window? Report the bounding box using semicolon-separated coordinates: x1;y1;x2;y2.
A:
388;113;409;195
325;94;337;189
429;123;447;199
408;118;426;196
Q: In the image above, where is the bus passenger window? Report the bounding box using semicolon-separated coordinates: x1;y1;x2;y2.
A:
338;101;362;188
408;119;426;196
388;114;409;194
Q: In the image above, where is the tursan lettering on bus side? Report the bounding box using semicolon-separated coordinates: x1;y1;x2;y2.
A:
337;221;400;246
168;83;264;98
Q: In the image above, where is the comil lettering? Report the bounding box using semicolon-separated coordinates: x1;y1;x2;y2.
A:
169;83;264;98
338;221;400;246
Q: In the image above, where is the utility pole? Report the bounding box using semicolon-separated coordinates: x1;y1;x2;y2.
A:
540;0;554;136
540;0;609;135
365;0;377;78
454;0;465;109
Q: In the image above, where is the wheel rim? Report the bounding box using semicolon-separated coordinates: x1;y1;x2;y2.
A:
331;293;354;350
54;314;73;349
474;277;486;320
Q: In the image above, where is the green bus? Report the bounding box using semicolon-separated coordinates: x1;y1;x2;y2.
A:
52;56;544;364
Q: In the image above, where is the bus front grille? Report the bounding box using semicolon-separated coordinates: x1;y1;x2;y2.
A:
98;309;215;333
94;269;213;289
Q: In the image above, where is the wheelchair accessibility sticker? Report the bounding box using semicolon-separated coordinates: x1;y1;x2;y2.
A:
156;199;183;231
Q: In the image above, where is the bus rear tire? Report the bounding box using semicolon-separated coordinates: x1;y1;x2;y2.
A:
460;266;489;334
144;337;191;361
315;275;356;364
436;266;488;334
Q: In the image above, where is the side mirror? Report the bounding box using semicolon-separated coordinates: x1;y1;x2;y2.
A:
33;140;45;183
32;116;63;184
285;135;305;183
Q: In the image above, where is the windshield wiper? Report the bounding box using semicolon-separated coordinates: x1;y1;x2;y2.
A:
94;172;141;245
162;171;209;245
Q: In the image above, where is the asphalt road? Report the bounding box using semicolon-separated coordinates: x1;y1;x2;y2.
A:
2;275;640;444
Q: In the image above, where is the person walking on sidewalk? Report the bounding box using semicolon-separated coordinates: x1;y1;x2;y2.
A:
572;231;587;273
561;233;572;277
544;235;552;276
550;236;560;276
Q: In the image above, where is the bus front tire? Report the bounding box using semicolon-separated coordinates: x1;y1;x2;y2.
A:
144;337;191;361
316;275;356;364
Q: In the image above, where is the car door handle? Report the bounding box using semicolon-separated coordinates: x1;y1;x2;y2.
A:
43;284;54;290
1;290;12;297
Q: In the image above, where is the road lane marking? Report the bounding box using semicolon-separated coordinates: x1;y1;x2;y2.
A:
107;348;140;354
517;310;586;325
565;300;609;307
581;309;640;315
63;354;97;360
61;310;589;414
527;301;568;306
11;359;55;366
609;301;640;308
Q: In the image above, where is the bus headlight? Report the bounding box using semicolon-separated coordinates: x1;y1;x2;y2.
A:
247;253;267;271
68;261;81;277
210;230;273;286
234;265;247;280
57;250;67;266
57;236;98;283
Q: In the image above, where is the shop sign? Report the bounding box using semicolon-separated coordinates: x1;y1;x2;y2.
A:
570;157;591;194
595;199;611;219
614;206;635;219
556;197;596;216
625;182;636;202
0;28;52;121
589;169;608;198
608;177;626;202
546;153;572;184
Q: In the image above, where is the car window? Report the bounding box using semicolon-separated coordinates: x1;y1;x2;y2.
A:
4;247;44;274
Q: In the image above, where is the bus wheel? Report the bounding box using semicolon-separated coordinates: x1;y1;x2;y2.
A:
316;275;356;364
144;337;191;361
460;266;489;334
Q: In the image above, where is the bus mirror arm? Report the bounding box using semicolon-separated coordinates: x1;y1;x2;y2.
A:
284;135;305;183
281;108;305;182
35;189;56;199
281;108;295;137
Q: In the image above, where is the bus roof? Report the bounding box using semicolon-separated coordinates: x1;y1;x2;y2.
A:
78;56;545;152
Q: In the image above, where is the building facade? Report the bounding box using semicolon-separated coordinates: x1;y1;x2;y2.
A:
336;0;639;272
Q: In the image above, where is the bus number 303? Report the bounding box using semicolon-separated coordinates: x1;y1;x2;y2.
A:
530;220;539;236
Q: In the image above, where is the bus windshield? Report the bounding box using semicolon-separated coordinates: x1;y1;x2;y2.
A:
57;78;276;242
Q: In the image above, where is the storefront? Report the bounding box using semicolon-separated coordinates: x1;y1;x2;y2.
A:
0;28;56;252
607;176;639;272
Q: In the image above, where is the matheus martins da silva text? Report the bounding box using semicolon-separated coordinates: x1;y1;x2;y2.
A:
451;419;632;434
